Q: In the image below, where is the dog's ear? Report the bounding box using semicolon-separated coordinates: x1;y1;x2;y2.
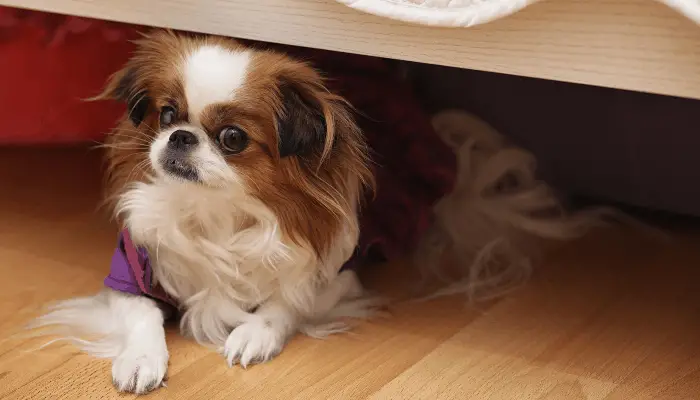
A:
276;81;328;158
92;66;150;127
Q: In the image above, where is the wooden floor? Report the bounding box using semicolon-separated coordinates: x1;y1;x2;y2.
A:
0;147;699;400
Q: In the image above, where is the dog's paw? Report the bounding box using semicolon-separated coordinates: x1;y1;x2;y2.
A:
112;346;168;394
224;321;286;368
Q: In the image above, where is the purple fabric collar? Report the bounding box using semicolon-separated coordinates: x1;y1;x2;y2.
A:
104;229;176;307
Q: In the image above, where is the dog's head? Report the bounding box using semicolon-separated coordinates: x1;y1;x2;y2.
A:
100;31;372;256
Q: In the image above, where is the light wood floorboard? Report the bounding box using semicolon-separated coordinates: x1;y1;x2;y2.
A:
0;147;698;399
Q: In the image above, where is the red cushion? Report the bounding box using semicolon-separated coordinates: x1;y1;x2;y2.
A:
0;7;141;144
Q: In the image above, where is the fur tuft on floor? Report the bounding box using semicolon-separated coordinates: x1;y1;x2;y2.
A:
414;110;618;301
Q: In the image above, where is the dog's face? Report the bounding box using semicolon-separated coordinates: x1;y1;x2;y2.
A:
103;32;351;190
101;32;372;257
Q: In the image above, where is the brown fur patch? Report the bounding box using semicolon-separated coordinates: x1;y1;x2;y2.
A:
98;31;373;259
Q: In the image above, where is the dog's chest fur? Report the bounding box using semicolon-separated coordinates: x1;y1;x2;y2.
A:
118;180;315;310
115;179;358;345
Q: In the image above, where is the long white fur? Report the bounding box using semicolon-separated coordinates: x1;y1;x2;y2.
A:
30;290;169;393
30;44;368;394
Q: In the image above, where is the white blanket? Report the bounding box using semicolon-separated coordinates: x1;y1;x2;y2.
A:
337;0;700;27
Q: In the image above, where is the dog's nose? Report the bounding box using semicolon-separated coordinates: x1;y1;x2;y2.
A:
168;130;198;150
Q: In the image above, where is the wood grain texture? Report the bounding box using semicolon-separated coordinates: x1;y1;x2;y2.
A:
0;147;699;399
2;0;700;99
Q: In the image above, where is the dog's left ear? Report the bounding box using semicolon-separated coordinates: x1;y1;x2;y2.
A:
276;81;328;158
90;65;151;127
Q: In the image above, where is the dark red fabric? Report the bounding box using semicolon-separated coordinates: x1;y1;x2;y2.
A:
251;43;456;260
0;7;455;263
0;7;141;144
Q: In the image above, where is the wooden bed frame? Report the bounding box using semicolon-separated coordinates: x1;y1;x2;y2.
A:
3;0;700;100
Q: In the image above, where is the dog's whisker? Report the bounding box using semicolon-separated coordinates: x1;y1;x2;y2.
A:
123;159;150;184
106;132;153;145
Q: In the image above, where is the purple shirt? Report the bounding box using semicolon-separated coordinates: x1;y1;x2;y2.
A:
104;230;176;307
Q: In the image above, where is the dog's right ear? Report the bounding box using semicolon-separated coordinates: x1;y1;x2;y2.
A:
91;66;150;126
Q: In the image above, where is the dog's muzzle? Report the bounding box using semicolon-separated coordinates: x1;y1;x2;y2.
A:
161;130;199;181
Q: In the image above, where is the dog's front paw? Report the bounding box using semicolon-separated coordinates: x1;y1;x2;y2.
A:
224;321;286;368
112;346;168;394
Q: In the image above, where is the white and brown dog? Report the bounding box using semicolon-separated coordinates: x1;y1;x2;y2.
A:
34;31;373;394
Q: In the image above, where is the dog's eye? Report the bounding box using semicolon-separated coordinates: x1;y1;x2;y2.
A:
218;127;249;154
160;106;177;127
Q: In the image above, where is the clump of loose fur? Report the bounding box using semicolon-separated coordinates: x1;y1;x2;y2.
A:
414;110;614;301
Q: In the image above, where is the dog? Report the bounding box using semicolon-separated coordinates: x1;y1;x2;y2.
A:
33;31;374;394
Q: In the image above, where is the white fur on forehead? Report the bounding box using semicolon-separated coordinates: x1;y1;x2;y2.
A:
183;45;252;123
